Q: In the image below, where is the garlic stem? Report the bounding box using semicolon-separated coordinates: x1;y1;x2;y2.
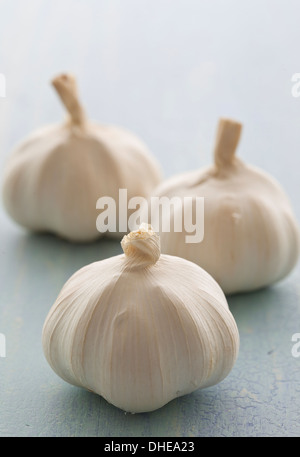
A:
52;73;86;126
121;223;160;268
213;118;242;170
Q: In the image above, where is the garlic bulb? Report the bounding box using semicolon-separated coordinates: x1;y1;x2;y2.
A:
148;118;300;295
42;223;239;413
2;73;162;242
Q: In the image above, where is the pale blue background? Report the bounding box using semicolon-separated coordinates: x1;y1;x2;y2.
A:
0;0;299;437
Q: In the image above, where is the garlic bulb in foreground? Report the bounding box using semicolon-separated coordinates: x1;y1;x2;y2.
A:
42;224;239;413
2;73;162;242
148;118;300;295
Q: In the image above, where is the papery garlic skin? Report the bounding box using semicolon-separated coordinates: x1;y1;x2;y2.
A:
2;74;162;242
42;224;239;413
147;119;300;295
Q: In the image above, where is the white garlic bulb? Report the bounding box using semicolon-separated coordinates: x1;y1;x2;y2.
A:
2;73;162;242
148;118;300;295
42;223;239;413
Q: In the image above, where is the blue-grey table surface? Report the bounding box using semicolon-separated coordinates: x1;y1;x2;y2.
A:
0;0;300;437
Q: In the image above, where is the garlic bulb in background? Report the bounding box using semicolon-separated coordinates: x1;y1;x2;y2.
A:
147;118;300;295
42;223;239;413
2;73;162;242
